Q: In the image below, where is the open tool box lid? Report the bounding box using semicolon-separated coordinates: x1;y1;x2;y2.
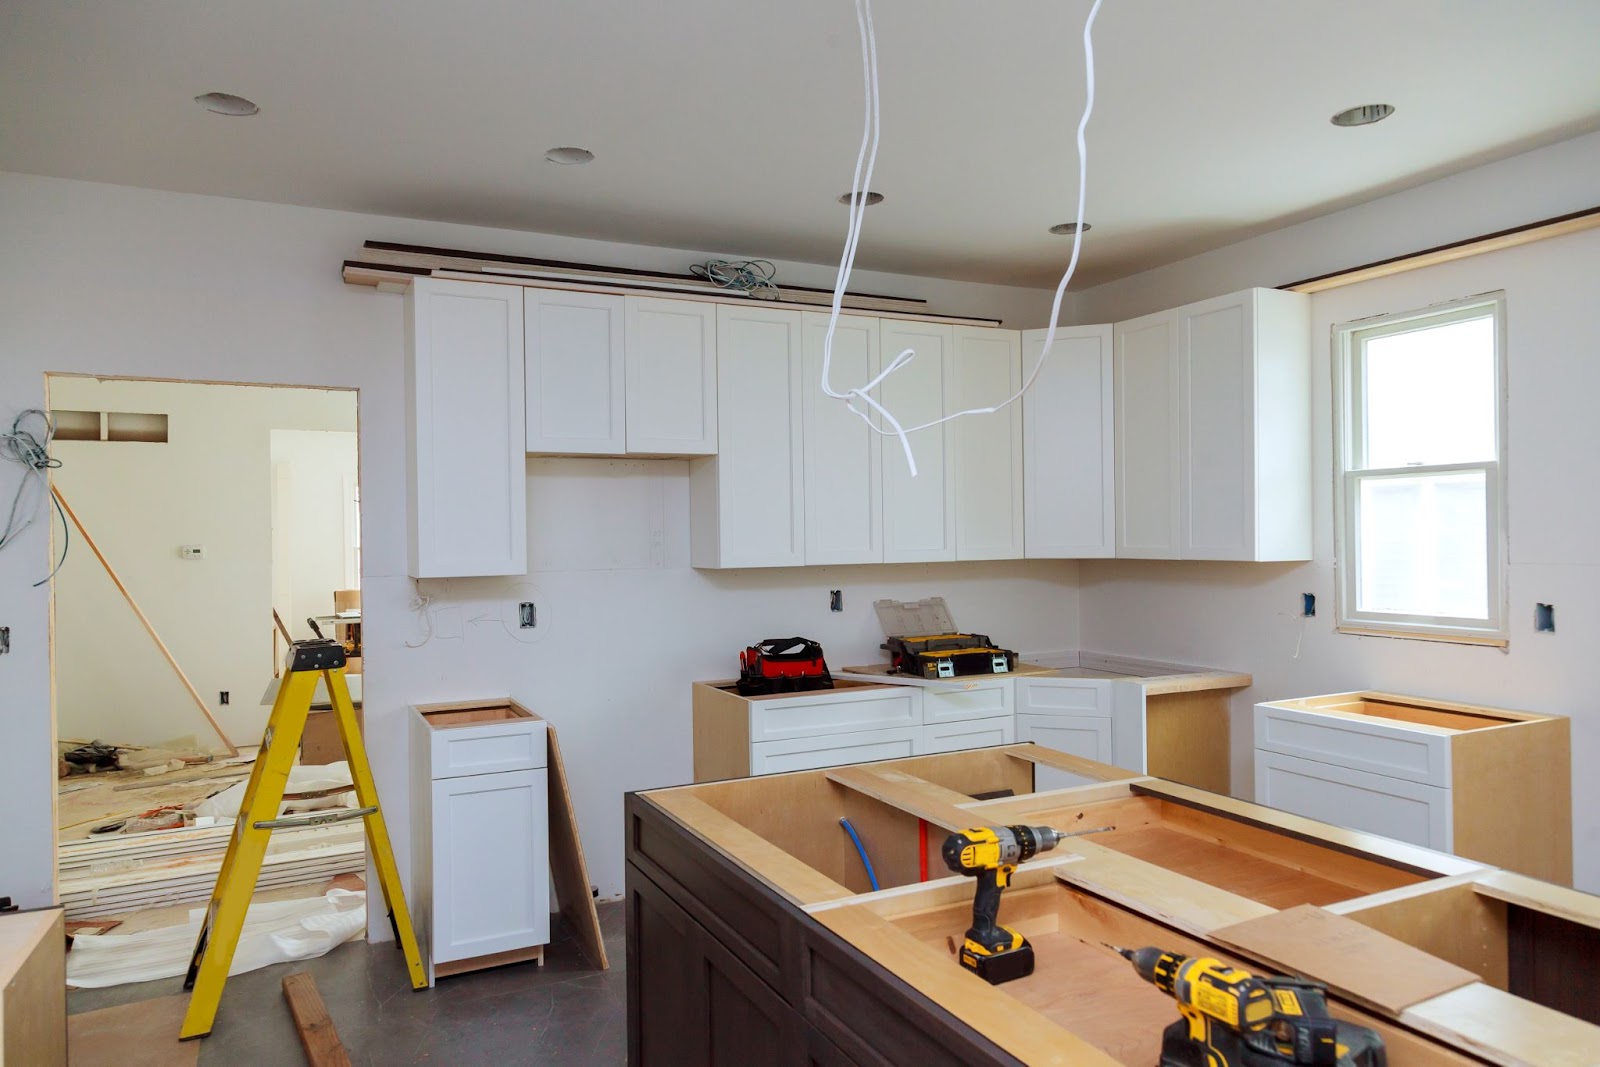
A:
873;597;958;638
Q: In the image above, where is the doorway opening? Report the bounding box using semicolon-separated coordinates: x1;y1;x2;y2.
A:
47;375;366;987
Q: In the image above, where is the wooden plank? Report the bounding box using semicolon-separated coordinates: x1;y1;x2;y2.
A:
645;791;856;906
281;972;352;1067
812;904;1123;1067
823;766;979;832
51;486;237;757
691;683;750;782
962;780;1142;822
1283;205;1600;295
1053;838;1276;936
538;713;609;970
0;910;65;1067
1328;878;1509;990
1402;983;1600;1067
1452;716;1572;883
1132;779;1486;877
1004;745;1133;782
1212;905;1478;1017
1143;689;1232;793
1473;869;1600;931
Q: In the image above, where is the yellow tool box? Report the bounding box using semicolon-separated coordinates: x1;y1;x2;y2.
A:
874;598;1018;679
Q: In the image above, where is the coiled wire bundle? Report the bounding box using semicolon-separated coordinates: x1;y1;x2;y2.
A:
690;259;780;298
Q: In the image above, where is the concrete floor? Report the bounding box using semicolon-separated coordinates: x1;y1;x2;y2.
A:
68;901;628;1066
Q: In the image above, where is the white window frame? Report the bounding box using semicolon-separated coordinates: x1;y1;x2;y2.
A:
1332;292;1508;645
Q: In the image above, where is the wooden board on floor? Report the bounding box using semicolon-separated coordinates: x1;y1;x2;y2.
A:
1212;904;1479;1017
282;972;352;1067
1;910;65;1067
541;715;609;970
67;994;194;1067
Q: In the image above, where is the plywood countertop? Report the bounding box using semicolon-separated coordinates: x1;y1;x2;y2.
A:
839;653;1251;695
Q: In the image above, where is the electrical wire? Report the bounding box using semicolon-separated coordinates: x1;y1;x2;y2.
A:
0;408;68;584
839;817;881;892
820;0;1106;476
690;259;780;297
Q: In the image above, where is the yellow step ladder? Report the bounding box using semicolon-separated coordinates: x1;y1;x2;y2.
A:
180;636;426;1040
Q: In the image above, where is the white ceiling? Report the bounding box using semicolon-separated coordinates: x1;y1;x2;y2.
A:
3;2;1599;289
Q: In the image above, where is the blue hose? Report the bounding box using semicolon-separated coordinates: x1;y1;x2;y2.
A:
838;817;880;892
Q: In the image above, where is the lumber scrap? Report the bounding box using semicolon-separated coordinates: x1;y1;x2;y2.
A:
51;485;238;757
281;972;352;1067
544;719;608;970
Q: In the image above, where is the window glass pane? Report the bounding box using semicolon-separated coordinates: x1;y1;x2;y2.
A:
1360;315;1495;468
1356;469;1487;621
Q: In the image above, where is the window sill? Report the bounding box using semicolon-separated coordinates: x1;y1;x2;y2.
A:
1337;625;1508;649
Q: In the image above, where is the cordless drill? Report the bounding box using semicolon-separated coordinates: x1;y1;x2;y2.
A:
1113;946;1388;1067
941;825;1065;984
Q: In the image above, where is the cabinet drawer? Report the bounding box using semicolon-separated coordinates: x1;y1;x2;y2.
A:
749;727;920;776
922;718;1014;755
1254;750;1451;851
921;682;1013;725
1016;678;1112;718
1254;705;1450;787
429;715;547;779
1015;713;1113;766
748;688;919;742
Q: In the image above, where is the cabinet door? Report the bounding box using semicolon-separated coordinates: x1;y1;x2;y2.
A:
1114;309;1180;558
430;769;550;964
879;320;956;562
922;717;1015;754
406;278;527;578
625;297;717;454
1255;750;1451;851
1015;713;1113;765
524;289;625;455
749;726;920;776
691;306;804;567
1178;291;1255;560
1022;325;1114;558
951;326;1024;560
802;313;882;564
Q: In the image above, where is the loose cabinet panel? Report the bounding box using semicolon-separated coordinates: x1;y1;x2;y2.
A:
879;320;956;563
406;278;527;578
802;313;882;564
430;769;551;964
951;326;1024;560
1113;309;1180;558
690;306;805;567
626;296;718;455
1022;325;1114;558
524;289;625;455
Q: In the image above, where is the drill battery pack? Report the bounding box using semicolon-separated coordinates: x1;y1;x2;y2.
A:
737;637;834;697
959;939;1035;985
885;634;1017;679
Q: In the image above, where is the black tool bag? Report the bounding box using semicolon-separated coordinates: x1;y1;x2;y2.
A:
737;637;835;696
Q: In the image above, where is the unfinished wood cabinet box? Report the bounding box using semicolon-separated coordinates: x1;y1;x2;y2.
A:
623;743;1600;1066
1254;691;1572;882
0;910;66;1066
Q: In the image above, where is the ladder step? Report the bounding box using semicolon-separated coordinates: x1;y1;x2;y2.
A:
253;806;377;831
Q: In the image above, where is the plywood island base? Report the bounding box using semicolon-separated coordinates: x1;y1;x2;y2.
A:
625;744;1600;1067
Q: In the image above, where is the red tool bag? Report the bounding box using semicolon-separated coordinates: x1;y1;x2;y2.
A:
737;637;834;696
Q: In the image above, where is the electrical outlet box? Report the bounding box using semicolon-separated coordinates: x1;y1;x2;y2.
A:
519;602;536;629
1535;603;1555;633
0;627;9;655
179;545;205;560
1301;593;1316;617
219;691;230;705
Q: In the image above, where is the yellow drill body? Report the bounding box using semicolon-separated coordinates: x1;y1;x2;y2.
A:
941;825;1064;984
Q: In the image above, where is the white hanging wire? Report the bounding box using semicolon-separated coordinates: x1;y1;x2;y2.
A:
819;0;1105;476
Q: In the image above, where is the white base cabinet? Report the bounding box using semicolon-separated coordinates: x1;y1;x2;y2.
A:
411;704;550;982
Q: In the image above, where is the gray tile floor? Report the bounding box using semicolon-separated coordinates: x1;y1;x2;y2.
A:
69;901;628;1066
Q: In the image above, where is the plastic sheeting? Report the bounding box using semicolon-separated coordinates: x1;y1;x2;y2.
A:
193;760;356;821
66;888;366;989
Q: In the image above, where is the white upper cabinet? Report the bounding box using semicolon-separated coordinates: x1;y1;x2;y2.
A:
625;297;717;455
407;278;527;578
879;320;956;563
1177;288;1311;561
524;289;625;455
951;326;1024;560
802;313;882;565
1113;287;1311;562
1114;309;1181;558
1022;325;1113;558
690;305;805;568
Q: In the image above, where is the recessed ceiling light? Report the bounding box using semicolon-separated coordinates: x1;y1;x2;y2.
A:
839;191;885;206
545;146;595;165
1330;104;1395;128
194;92;259;117
1049;222;1092;235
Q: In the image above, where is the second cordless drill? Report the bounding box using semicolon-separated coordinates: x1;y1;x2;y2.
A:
941;825;1064;984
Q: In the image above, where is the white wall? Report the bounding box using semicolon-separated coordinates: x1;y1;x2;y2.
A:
0;170;1061;912
271;428;360;636
49;379;356;748
1079;223;1600;892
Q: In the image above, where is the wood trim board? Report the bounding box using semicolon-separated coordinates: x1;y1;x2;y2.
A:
281;972;352;1067
541;714;609;970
